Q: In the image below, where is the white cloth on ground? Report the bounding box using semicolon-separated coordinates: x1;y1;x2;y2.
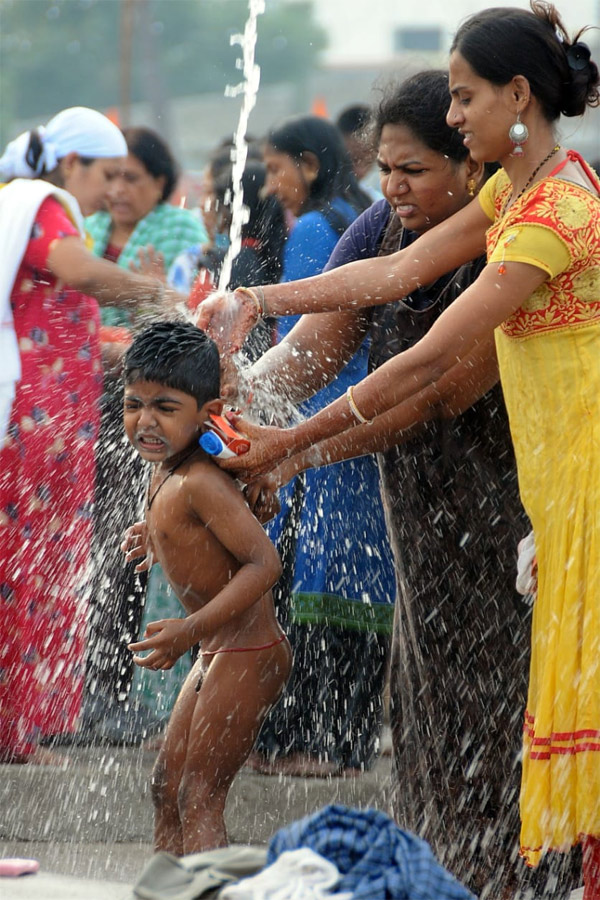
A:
219;848;353;900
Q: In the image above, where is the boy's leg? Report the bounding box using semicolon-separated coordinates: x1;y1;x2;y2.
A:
151;661;204;854
179;639;291;854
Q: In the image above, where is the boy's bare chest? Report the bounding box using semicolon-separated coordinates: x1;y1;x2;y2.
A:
145;480;238;605
146;479;212;553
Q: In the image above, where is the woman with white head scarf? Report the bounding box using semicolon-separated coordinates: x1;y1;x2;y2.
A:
0;107;179;764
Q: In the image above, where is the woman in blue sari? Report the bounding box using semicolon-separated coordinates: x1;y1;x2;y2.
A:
250;115;396;776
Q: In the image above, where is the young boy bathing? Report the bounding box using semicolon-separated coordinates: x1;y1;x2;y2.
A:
121;321;291;855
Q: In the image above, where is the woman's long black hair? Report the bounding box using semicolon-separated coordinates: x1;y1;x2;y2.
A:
266;114;372;233
213;160;286;286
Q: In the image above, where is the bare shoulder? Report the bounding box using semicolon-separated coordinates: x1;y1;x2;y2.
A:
183;456;250;518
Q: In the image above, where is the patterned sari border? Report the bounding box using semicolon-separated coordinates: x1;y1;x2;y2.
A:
290;591;394;634
524;711;600;757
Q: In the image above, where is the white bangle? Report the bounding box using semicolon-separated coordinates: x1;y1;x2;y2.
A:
346;385;373;425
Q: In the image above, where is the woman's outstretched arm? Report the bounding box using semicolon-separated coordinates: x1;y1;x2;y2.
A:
47;235;185;312
196;198;490;348
247;308;368;405
223;333;499;483
220;259;547;475
293;334;500;467
288;260;545;451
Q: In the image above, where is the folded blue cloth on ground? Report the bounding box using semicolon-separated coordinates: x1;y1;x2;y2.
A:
267;804;476;900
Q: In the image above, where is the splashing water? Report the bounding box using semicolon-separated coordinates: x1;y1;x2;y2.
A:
219;0;265;293
196;0;296;423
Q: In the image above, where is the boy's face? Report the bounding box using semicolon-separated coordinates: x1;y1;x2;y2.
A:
124;379;211;463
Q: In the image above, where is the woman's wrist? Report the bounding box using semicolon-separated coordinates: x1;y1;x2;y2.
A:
289;393;356;454
286;420;324;457
234;286;268;321
346;384;373;425
253;285;269;316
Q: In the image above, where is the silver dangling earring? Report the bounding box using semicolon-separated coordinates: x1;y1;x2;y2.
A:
509;111;529;156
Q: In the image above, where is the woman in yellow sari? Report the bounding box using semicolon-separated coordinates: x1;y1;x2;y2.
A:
198;2;600;894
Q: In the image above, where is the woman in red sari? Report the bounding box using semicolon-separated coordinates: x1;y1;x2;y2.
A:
0;107;178;763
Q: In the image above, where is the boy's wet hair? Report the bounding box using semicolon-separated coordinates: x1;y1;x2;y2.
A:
124;321;220;408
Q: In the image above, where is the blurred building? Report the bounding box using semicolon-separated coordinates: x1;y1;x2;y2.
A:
10;0;600;172
172;0;600;168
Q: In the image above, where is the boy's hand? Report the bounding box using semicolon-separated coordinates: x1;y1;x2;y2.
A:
121;521;154;572
128;618;192;669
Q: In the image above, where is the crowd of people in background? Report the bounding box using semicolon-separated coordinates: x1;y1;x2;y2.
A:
1;2;600;896
0;96;396;765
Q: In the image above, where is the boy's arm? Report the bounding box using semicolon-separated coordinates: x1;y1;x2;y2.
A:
128;465;281;669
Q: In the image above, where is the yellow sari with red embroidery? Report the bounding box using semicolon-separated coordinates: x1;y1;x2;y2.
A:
478;152;600;866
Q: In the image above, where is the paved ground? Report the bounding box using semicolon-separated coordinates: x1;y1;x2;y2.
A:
0;740;393;898
0;733;585;899
0;871;131;900
0;745;392;844
0;842;152;894
0;856;586;900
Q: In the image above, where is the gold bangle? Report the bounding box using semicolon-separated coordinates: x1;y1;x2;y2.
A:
234;287;262;321
346;385;373;425
254;285;269;316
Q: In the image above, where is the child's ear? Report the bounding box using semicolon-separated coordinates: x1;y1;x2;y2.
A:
199;398;223;423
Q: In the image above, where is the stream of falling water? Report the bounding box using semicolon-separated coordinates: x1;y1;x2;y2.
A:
218;0;265;293
205;0;301;427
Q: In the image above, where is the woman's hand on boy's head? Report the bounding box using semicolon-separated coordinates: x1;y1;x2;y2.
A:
195;289;257;355
128;618;192;669
121;521;154;572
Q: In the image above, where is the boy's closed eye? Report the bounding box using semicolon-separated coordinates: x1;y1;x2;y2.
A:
124;399;181;414
156;403;180;414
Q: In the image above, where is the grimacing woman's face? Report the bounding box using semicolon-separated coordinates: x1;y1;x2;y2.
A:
377;123;474;234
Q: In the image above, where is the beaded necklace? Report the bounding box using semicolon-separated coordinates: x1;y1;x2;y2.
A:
502;144;561;217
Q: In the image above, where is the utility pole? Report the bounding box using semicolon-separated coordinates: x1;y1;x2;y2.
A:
139;0;173;140
120;0;136;127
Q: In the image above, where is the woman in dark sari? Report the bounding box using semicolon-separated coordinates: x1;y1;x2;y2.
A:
200;70;580;899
